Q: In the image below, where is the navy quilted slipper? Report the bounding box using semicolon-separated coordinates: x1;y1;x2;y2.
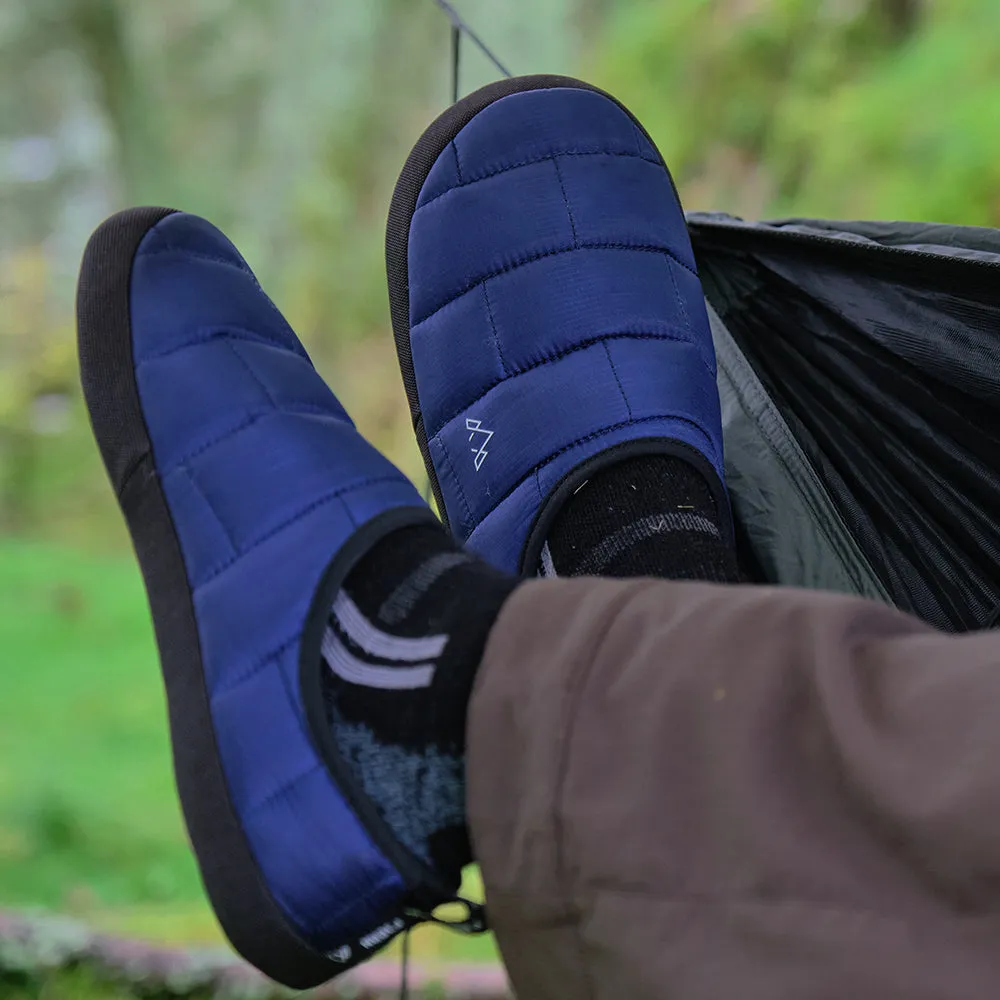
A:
77;209;479;988
387;75;731;574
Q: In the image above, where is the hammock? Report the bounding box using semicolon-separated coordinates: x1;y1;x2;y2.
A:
690;213;1000;632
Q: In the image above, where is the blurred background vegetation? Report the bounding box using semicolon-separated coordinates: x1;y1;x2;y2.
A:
2;0;1000;992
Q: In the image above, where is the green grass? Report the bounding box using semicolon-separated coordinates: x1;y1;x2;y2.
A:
1;968;157;1000
0;537;499;965
0;539;201;910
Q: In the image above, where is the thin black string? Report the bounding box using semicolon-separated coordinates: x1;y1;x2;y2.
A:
396;12;504;998
398;13;504;985
451;22;461;104
431;0;514;98
399;927;411;1000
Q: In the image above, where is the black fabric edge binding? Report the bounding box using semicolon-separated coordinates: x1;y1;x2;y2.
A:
77;207;348;990
298;505;489;972
298;504;474;922
693;220;1000;631
688;216;1000;294
520;436;735;576
385;73;680;532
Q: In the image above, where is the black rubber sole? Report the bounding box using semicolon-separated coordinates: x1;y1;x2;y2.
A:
385;74;682;536
77;207;347;989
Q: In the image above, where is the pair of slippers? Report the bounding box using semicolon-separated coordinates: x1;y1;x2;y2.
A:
77;76;728;987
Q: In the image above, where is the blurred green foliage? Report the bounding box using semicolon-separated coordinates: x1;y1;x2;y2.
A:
3;969;143;1000
3;0;1000;970
595;0;1000;223
0;539;198;910
4;0;1000;544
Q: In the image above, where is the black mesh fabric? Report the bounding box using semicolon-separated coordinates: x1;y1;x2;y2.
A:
691;219;1000;633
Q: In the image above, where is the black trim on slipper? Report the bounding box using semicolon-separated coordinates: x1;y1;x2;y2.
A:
298;503;470;917
293;504;490;974
78;207;350;989
519;436;736;577
386;74;680;532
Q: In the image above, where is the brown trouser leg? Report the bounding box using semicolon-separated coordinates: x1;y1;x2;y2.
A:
467;579;1000;1000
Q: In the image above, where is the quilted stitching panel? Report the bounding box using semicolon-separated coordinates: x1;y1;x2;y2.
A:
136;339;272;471
184;412;394;556
487;248;693;373
410;280;505;439
160;466;238;584
132;240;308;365
226;338;348;417
130;213;420;944
556;152;697;270
450;87;658;181
409;158;575;324
407;87;724;561
606;338;719;448
210;643;318;815
244;767;404;941
421;248;700;438
192;501;336;691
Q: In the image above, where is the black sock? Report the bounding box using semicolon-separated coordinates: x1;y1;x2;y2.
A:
540;455;740;582
321;524;516;885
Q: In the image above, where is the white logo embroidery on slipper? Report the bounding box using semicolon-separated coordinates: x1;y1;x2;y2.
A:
465;417;493;471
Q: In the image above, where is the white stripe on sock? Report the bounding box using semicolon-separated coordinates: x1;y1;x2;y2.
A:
575;511;720;576
539;541;558;578
322;628;436;690
332;591;447;662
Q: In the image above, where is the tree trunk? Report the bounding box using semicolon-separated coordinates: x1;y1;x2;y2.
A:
67;0;166;204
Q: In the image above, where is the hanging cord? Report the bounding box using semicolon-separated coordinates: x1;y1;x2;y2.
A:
393;8;508;998
399;926;411;1000
431;0;513;103
420;0;514;498
451;20;461;104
